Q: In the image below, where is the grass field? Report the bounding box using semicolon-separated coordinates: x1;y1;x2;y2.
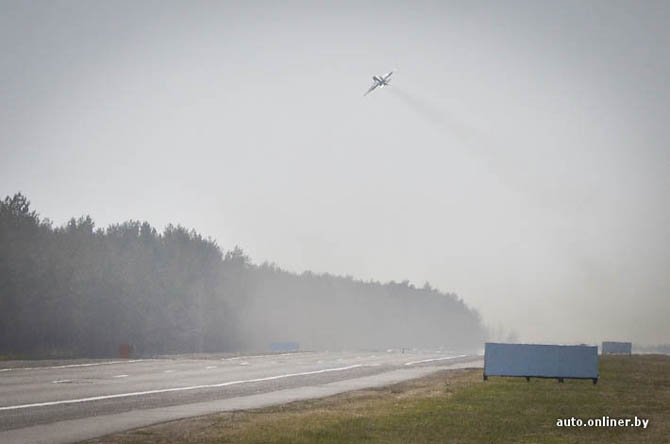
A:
88;355;670;443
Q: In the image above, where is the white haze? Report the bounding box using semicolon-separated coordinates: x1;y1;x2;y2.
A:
1;0;668;345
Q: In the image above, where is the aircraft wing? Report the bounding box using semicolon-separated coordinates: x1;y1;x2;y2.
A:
383;70;394;81
364;83;378;96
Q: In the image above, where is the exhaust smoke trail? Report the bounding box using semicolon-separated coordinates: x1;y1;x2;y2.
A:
385;85;557;209
386;86;479;147
385;85;519;197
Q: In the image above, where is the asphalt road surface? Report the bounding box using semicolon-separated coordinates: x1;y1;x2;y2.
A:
0;351;483;443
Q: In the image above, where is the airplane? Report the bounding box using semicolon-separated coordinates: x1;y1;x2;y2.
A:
364;69;395;96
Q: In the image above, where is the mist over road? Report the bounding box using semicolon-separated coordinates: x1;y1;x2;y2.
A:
0;351;482;443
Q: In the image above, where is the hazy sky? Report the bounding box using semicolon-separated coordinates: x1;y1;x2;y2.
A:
2;0;668;345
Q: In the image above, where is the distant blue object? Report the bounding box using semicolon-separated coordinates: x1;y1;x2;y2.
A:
484;342;599;384
269;342;299;352
601;341;632;355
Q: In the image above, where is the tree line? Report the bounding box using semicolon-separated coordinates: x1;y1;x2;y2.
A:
0;193;486;358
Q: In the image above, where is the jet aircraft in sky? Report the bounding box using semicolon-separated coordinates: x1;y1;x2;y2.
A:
364;70;395;96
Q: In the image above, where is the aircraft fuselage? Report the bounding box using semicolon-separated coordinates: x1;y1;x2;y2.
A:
373;75;387;86
364;69;394;95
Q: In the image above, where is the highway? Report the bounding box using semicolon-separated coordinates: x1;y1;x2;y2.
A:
0;351;482;443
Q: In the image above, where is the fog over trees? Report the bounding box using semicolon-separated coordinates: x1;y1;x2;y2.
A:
0;193;486;358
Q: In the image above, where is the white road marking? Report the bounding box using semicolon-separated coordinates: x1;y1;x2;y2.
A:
0;364;365;411
205;366;217;369
163;370;174;373
52;380;72;384
0;360;147;372
220;352;305;361
113;374;129;378
404;355;467;366
239;362;249;366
